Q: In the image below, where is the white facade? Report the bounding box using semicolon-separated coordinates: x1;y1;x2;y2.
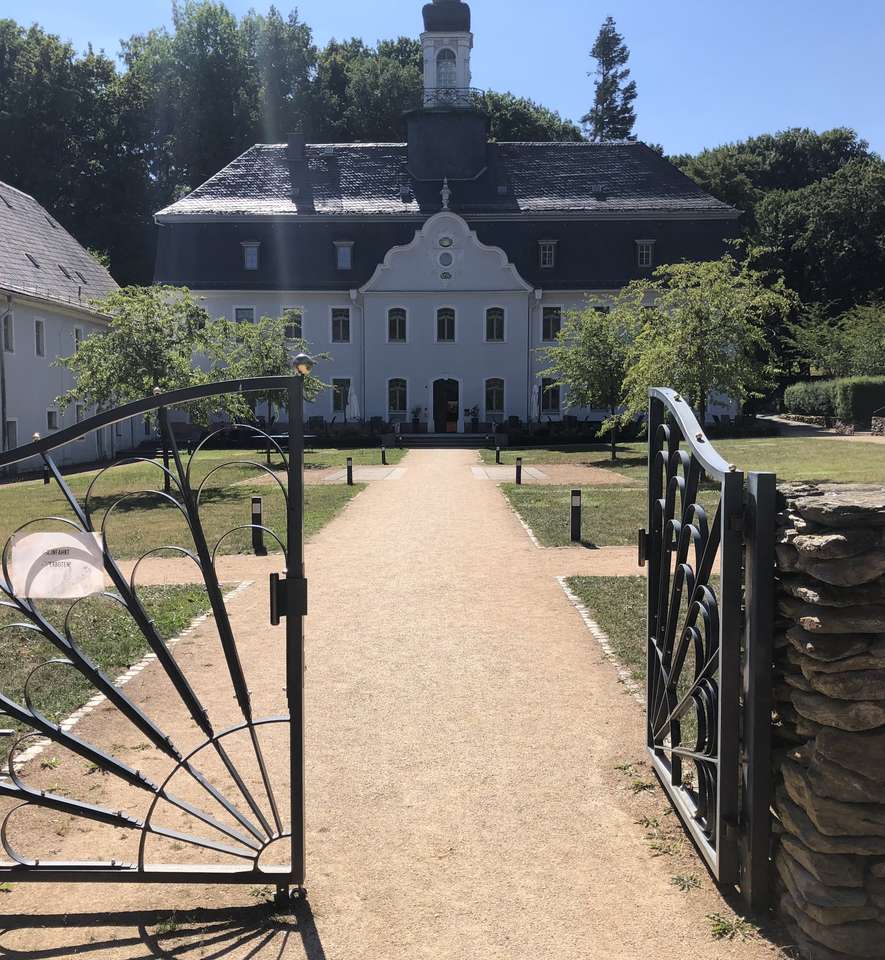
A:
0;293;121;467
193;212;613;431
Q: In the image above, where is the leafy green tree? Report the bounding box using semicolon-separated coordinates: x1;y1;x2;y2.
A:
539;298;640;459
582;16;637;142
480;91;582;142
620;257;796;424
791;301;885;378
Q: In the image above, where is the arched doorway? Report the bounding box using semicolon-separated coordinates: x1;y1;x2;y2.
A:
432;378;459;433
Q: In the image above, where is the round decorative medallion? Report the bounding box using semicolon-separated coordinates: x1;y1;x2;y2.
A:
438;251;454;267
439;237;453;248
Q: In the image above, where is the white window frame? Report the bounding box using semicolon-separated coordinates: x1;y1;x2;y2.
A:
386;306;408;344
435;306;457;344
636;239;656;269
387;377;408;418
330;306;351;344
233;305;255;324
540;377;562;414
331;377;352;415
334;241;354;272
4;417;18;451
484;376;506;419
484;306;506;343
541;305;563;342
46;408;60;431
282;306;304;341
34;318;45;358
538;241;558;269
242;242;260;271
3;311;14;353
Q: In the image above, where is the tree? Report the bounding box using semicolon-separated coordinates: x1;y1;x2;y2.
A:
582;16;637;142
480;91;583;142
619;257;797;425
55;287;317;425
539;299;639;459
791;301;885;378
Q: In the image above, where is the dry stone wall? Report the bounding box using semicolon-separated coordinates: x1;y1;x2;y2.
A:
773;483;885;960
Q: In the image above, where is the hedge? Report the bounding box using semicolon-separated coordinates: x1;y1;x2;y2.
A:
784;377;885;424
833;377;885;425
783;380;836;418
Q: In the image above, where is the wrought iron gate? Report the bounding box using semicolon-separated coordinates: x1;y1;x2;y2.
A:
640;388;776;912
0;374;310;902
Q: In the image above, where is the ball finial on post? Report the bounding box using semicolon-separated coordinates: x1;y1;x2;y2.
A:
293;354;314;376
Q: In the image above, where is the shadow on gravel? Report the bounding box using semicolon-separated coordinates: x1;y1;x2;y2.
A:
0;896;326;960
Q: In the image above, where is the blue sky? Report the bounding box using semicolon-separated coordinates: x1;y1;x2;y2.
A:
19;0;885;155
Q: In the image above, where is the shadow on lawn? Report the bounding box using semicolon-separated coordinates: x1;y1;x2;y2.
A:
0;896;327;960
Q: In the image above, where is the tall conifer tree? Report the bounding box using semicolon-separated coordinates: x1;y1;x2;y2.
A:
582;16;637;141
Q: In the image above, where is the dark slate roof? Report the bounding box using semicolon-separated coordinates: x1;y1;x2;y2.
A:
0;180;118;310
155;141;737;219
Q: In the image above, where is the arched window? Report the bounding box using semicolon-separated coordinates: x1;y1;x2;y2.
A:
485;307;505;342
388;378;407;416
388;308;407;343
436;48;457;88
485;378;504;415
436;307;455;342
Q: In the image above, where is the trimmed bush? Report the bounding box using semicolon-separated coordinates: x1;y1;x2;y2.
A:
833;377;885;425
783;380;836;417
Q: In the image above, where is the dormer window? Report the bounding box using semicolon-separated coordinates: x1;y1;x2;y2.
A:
636;240;655;269
437;48;457;88
538;241;557;269
334;241;354;271
242;242;260;271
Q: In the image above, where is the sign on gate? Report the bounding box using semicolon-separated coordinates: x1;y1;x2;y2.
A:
10;530;105;599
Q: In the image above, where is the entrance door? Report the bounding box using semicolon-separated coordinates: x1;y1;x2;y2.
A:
432;379;459;433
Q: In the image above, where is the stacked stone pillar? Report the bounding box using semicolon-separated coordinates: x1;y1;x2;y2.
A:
772;483;885;960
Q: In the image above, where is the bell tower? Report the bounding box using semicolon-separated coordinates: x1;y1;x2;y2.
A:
420;0;473;105
408;0;488;185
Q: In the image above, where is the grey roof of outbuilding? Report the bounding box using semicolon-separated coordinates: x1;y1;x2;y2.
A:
0;180;118;311
155;141;737;219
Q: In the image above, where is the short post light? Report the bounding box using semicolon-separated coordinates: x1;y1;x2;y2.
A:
381;442;387;466
570;488;582;543
251;496;266;556
346;456;354;486
495;444;501;465
515;456;523;485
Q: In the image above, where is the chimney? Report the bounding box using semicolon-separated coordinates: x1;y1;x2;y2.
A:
287;132;305;161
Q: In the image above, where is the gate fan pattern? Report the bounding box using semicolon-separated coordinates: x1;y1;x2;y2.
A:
0;378;304;890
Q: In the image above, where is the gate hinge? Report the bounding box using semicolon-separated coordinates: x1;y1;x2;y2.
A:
638;528;647;567
270;572;308;625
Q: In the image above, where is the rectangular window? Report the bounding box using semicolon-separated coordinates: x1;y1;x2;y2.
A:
234;307;255;324
4;419;17;451
74;327;83;350
46;409;59;431
388;378;407;414
436;308;455;342
332;378;351;413
636;240;655;269
3;312;13;353
485;378;504;414
242;243;260;271
331;308;351;343
542;306;562;341
283;308;303;340
485;307;505;342
541;377;561;413
388;308;407;343
539;241;557;269
34;319;45;358
334;242;354;271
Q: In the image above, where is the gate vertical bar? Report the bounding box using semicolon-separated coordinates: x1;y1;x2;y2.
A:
645;395;664;749
741;471;776;912
717;468;744;886
287;376;306;890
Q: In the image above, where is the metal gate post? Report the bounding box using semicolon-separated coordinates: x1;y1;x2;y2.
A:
645;395;664;746
741;471;776;912
287;373;307;892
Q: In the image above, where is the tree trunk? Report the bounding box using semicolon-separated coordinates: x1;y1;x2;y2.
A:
609;409;617;461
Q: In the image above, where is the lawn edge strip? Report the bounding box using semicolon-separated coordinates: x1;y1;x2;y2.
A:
4;580;255;774
556;575;644;707
503;492;541;549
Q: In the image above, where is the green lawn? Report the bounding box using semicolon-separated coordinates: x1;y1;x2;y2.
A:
503;484;720;548
0;584;212;734
484;436;884;484
0;451;365;560
567;576;647;686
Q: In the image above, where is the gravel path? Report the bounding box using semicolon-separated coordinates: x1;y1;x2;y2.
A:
1;449;780;959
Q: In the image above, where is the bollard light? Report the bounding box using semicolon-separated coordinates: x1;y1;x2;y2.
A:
346;456;354;486
495;445;501;465
251;497;266;556
381;443;387;466
516;457;523;485
570;489;582;543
